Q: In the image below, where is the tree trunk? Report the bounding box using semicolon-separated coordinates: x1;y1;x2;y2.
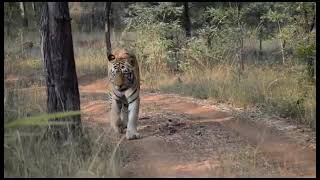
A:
32;2;35;12
105;2;112;56
312;3;316;80
237;2;244;72
277;20;285;65
111;3;120;44
303;3;310;34
19;2;28;27
259;38;262;52
183;2;191;38
207;36;212;49
40;2;82;141
240;39;244;71
110;4;115;43
259;37;263;60
310;3;316;33
33;2;44;28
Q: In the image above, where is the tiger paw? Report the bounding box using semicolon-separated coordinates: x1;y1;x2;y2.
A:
126;131;141;140
121;121;127;129
119;127;126;134
112;124;126;134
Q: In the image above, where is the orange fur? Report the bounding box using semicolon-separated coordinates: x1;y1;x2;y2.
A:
109;48;140;90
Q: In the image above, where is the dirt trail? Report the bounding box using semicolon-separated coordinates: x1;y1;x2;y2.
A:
79;77;316;178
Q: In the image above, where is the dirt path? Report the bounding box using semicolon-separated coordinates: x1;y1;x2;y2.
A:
79;77;316;178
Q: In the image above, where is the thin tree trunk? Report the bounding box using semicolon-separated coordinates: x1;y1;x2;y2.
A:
259;38;262;52
303;3;310;34
32;2;37;20
40;2;82;141
112;3;122;44
240;38;244;71
18;4;26;55
32;2;35;12
184;2;191;37
105;2;112;56
312;3;316;80
207;37;212;49
20;2;28;27
34;2;44;27
277;20;285;65
20;30;24;56
259;37;263;60
236;2;244;72
310;3;316;33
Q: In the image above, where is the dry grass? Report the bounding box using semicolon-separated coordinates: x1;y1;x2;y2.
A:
74;47;108;78
4;81;126;177
4;124;126;177
144;64;315;129
4;31;123;178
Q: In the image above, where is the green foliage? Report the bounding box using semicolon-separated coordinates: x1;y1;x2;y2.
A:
260;2;315;63
123;2;186;74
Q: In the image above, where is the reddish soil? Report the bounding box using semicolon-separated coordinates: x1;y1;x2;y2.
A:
79;76;316;178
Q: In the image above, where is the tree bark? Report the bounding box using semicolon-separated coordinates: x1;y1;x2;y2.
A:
105;2;112;56
19;2;28;27
40;2;82;140
184;2;191;38
33;2;43;27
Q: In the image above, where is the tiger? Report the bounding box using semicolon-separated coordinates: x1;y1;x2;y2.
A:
107;48;141;140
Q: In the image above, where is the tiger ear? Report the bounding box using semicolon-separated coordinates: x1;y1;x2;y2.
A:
129;56;136;66
129;58;135;66
108;54;115;61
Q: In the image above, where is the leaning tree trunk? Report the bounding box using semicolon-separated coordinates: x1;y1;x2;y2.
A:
105;2;112;56
183;2;191;38
40;2;82;141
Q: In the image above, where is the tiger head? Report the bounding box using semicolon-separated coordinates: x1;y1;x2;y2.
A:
108;49;137;91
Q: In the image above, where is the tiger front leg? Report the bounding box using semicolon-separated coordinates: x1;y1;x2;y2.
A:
120;103;129;129
110;99;125;134
126;98;141;140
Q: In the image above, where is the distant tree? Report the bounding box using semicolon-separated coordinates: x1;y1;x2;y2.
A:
236;2;244;72
242;2;274;59
262;3;289;64
183;2;191;37
32;2;35;12
4;2;20;38
40;2;82;141
19;2;28;27
105;2;112;56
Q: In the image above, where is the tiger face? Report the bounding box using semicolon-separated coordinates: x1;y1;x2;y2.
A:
108;53;136;91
